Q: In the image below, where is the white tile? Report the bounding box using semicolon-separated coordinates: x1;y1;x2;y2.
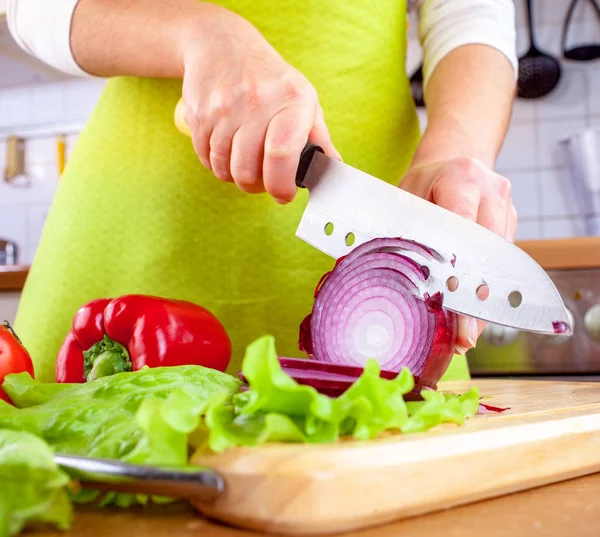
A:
27;204;49;249
0;86;31;127
64;79;104;121
0;165;57;207
0;206;28;249
406;39;422;78
540;167;580;218
0;181;30;207
578;0;600;21
496;122;538;171
588;69;600;116
416;108;427;133
590;116;600;128
0;140;5;181
515;219;542;241
25;137;57;166
510;96;536;123
535;65;587;120
31;83;65;123
507;170;541;219
0;292;21;326
532;0;571;24
66;134;79;159
542;217;586;239
25;164;59;204
537;118;587;167
534;22;564;58
0;56;45;88
21;246;39;266
514;0;527;32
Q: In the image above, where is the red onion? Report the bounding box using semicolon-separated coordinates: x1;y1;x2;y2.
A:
237;356;425;399
479;402;510;413
299;238;457;390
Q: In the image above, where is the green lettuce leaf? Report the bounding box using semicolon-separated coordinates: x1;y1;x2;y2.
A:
2;372;74;407
205;335;480;452
0;365;241;506
0;429;72;537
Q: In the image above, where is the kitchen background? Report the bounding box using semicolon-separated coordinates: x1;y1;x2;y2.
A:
0;0;599;326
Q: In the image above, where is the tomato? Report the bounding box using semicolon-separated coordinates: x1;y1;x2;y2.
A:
0;322;35;404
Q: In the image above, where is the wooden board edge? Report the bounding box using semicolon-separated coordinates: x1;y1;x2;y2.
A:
192;410;600;535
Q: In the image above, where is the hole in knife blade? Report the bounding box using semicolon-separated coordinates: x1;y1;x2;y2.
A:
345;232;356;247
476;284;490;301
508;290;522;308
324;222;334;236
446;276;459;292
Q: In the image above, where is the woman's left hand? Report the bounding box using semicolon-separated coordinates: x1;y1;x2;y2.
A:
398;156;518;355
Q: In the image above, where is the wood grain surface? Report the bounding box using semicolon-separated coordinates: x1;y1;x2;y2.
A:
0;264;28;291
517;237;600;270
181;379;600;534
29;472;600;537
28;378;600;536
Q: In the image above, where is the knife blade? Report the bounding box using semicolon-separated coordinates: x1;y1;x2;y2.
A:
54;453;223;501
294;145;571;336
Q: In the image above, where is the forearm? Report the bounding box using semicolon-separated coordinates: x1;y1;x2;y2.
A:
70;0;219;78
7;0;234;79
410;45;516;171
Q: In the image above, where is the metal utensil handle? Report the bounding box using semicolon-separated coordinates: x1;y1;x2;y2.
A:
173;97;324;190
54;453;223;502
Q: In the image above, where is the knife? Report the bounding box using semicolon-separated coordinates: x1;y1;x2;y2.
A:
294;144;571;336
54;453;223;502
173;100;571;336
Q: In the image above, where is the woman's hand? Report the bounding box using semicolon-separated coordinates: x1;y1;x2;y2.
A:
399;156;518;355
179;5;340;203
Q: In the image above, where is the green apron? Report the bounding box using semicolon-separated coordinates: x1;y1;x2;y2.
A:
14;0;470;383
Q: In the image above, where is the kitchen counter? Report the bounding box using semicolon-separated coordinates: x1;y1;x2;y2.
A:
30;472;600;537
0;264;29;291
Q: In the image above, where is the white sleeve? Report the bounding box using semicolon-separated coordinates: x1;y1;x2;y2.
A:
416;0;518;90
7;0;96;77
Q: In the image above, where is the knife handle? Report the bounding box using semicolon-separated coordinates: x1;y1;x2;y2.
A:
295;143;324;189
174;97;323;190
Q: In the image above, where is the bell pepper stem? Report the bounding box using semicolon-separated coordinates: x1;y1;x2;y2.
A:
83;335;133;381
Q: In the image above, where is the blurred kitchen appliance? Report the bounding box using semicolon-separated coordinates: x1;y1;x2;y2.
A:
467;238;600;377
0;238;17;265
559;127;600;236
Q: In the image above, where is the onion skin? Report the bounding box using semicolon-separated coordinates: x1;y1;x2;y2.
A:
299;238;458;390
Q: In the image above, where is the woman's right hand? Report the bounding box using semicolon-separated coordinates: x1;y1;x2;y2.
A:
179;5;340;204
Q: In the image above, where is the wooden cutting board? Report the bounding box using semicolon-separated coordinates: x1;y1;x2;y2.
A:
182;379;600;535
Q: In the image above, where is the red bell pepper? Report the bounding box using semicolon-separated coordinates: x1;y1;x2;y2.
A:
0;321;35;404
55;295;232;383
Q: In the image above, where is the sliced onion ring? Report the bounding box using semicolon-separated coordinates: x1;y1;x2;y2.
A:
299;237;458;390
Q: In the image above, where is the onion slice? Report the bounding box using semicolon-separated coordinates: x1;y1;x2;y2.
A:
236;356;424;399
298;237;457;390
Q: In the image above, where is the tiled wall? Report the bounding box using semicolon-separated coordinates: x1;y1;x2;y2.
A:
408;0;600;241
0;0;599;266
0;79;105;264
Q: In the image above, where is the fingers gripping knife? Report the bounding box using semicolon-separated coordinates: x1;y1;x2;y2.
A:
293;144;571;335
173;99;571;336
